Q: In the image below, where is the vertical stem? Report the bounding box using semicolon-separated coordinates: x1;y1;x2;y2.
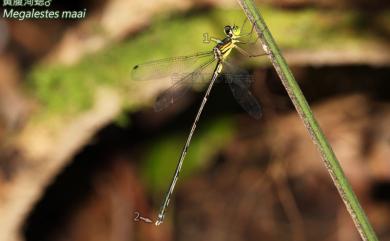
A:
236;1;379;241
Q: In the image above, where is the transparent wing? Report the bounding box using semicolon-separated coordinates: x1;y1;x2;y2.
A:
154;57;216;112
223;62;262;119
131;51;214;81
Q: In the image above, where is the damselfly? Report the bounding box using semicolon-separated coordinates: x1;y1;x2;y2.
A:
132;20;267;226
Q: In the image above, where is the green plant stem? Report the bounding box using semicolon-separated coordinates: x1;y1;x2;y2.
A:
236;1;379;241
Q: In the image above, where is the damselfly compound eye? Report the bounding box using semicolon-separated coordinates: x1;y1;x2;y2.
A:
224;25;232;35
232;25;240;35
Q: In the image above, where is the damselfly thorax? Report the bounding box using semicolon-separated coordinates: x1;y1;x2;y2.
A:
213;25;241;62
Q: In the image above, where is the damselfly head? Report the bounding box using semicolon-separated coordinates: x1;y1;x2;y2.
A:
224;25;240;37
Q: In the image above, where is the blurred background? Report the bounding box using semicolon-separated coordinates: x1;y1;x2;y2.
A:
0;0;389;241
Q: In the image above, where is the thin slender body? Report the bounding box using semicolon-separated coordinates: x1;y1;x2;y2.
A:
132;23;264;225
155;26;243;225
156;63;222;225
